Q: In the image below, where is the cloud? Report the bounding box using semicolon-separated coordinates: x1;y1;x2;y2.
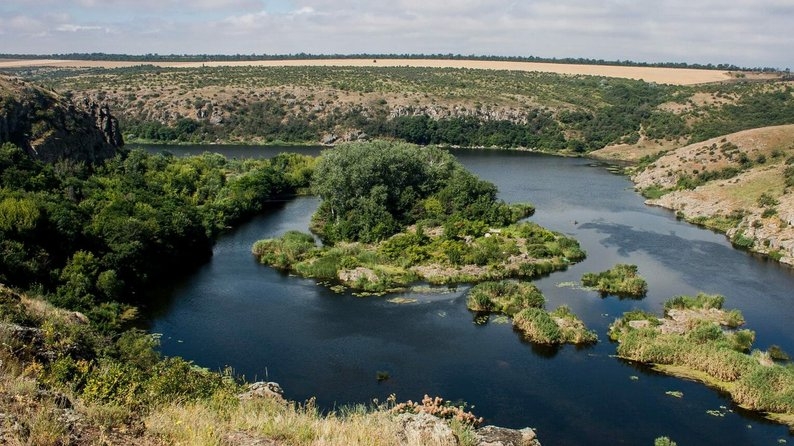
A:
0;0;791;68
56;24;108;33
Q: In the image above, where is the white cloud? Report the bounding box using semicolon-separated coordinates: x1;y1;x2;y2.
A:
56;24;107;32
0;0;790;68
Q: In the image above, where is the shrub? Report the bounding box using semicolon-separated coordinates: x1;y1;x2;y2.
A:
253;231;316;269
513;307;561;344
581;264;648;298
466;281;545;316
664;293;725;312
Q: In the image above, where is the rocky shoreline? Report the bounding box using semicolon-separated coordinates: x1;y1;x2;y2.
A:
606;125;794;267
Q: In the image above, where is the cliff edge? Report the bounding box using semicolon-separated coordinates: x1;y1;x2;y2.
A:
0;75;123;163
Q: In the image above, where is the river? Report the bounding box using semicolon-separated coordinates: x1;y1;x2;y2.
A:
140;145;794;445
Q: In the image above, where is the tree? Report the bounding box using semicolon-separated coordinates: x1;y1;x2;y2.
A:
311;141;520;243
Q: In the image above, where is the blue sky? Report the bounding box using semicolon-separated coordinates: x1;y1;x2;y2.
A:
1;0;791;69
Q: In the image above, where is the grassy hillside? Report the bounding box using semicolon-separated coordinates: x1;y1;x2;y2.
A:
2;285;514;445
630;124;794;264
7;65;792;153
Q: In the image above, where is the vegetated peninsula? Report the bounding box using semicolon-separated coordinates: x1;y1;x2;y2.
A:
609;293;794;428
253;141;586;292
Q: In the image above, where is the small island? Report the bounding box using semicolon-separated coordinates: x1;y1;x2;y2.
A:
581;263;648;298
253;141;586;292
466;280;597;345
609;293;794;428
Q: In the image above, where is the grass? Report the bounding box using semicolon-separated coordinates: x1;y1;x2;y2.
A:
1;285;498;445
611;294;794;429
466;280;545;315
581;263;648;298
254;221;585;292
512;305;597;345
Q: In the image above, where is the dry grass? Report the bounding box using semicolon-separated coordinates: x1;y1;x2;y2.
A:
145;396;417;446
0;58;740;85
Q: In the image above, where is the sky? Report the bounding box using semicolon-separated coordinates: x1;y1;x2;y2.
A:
0;0;792;69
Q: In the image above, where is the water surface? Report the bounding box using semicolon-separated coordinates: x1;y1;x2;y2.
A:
145;146;794;445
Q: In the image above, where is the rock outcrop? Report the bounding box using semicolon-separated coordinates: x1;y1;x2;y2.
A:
0;75;123;163
396;413;541;446
474;425;541;446
238;381;285;402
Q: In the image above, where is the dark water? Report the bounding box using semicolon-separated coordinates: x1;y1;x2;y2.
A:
144;146;794;445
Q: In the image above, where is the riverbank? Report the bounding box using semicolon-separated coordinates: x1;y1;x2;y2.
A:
592;124;794;267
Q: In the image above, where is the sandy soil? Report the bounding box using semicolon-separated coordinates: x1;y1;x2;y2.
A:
0;58;740;85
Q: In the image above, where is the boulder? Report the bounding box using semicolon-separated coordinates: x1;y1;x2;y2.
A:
475;425;540;446
397;412;458;446
238;382;285;402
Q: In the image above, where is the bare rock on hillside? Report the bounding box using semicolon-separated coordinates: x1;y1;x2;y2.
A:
238;381;285;402
631;125;794;266
0;75;123;163
397;412;458;446
475;425;541;446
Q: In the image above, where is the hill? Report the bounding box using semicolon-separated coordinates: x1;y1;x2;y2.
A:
630;124;794;265
4;64;792;153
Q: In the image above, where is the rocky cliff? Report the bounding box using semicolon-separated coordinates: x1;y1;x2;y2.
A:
0;75;123;163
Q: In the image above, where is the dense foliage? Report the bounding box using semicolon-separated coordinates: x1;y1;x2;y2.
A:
466;281;545;315
311;141;529;243
254;141;584;291
0;142;313;326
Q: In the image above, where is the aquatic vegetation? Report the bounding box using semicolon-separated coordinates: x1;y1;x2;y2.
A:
581;263;648;298
466;281;544;315
513;305;598;345
611;294;794;428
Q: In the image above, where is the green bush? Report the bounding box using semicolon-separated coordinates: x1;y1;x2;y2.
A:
253;231;316;269
581;264;648;298
513;307;561;344
466;281;544;316
664;293;725;312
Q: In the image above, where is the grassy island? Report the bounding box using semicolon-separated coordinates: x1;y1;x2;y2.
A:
609;293;794;428
581;263;648;298
465;280;596;345
253;141;586;292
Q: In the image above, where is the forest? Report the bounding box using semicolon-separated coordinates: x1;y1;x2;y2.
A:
0;142;313;329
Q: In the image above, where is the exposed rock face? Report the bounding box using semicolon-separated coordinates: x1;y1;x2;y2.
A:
474;425;541;446
0;75;123;163
397;412;458;446
238;381;285;402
